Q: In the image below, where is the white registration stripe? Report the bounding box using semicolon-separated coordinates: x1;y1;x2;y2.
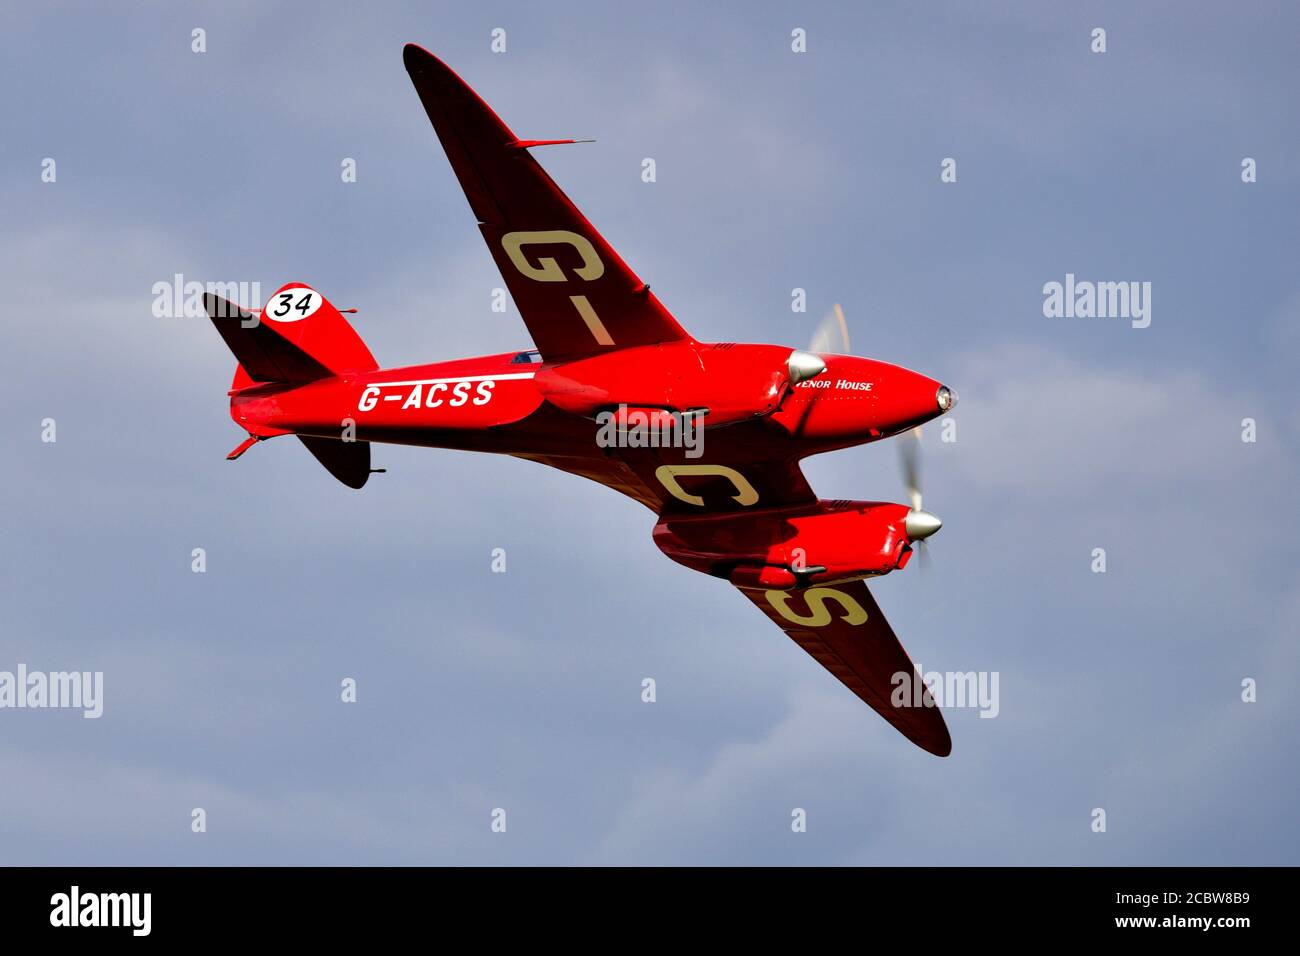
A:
371;372;537;388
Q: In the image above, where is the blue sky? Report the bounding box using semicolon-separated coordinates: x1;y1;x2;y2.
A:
1;1;1297;864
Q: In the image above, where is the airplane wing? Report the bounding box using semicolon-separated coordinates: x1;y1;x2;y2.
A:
509;408;943;752
580;424;944;752
403;45;692;362
517;447;816;514
616;447;817;516
738;578;952;756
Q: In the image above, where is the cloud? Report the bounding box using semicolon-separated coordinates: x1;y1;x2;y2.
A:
941;342;1287;495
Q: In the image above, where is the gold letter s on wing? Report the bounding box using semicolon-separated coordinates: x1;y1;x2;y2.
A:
766;588;869;626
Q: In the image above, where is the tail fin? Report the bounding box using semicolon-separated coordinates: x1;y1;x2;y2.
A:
204;283;380;489
203;282;378;386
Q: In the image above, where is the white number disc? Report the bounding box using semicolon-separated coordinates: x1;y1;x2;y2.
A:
264;287;323;323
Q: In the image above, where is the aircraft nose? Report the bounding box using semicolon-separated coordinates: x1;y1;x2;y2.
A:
937;385;957;412
905;509;942;540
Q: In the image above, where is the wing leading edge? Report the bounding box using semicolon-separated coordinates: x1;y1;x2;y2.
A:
403;45;692;362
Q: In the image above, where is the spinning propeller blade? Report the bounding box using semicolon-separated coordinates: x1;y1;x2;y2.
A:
898;426;938;569
809;303;851;356
899;426;923;513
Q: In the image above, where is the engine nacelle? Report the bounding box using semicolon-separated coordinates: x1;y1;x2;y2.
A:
534;341;801;427
653;500;915;589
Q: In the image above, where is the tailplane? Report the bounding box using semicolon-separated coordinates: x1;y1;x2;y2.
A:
204;283;380;488
204;282;378;387
298;435;371;490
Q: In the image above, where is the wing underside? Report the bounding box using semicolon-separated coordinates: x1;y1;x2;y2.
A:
738;579;952;756
571;432;946;753
403;44;692;362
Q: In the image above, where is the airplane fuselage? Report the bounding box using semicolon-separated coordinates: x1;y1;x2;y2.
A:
232;341;951;463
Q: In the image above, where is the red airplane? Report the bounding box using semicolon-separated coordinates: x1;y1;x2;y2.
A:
204;45;958;756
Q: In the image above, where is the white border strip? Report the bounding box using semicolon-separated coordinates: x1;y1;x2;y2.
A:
369;372;537;388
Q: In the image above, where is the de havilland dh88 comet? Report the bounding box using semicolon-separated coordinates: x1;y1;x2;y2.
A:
203;45;959;755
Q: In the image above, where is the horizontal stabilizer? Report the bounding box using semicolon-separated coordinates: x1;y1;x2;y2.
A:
297;436;371;489
204;295;333;385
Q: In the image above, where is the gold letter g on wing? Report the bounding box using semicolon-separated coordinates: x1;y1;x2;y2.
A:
501;230;604;282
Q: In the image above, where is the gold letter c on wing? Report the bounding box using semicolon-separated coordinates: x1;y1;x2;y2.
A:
766;588;869;627
501;230;604;282
655;464;759;507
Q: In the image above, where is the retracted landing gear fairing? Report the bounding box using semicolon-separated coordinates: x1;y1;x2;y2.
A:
204;45;959;755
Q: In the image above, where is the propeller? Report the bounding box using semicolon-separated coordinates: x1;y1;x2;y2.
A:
899;426;942;569
809;303;851;355
786;304;845;385
899;425;923;513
